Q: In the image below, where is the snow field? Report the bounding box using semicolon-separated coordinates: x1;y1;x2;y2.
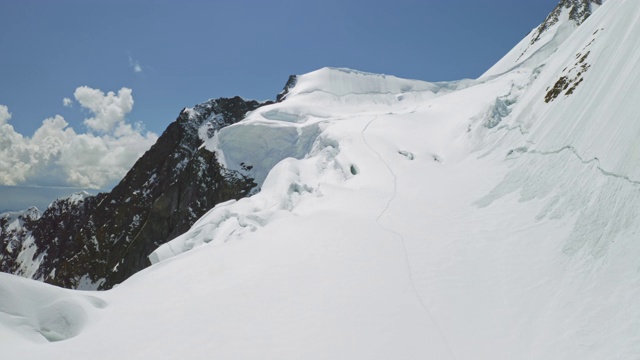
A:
4;1;640;359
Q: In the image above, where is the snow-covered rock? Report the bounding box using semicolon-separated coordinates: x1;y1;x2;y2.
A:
0;97;268;290
482;0;603;78
5;1;640;359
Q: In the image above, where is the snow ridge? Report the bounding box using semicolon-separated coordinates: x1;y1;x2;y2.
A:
482;0;602;78
531;0;603;45
7;1;640;359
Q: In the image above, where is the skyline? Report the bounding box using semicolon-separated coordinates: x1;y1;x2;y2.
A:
1;0;563;210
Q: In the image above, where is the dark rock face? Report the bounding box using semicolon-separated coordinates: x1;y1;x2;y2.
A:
531;0;603;45
0;96;269;290
277;75;298;102
0;207;42;275
545;49;592;103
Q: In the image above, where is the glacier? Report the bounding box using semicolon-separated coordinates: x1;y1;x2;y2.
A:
2;0;640;359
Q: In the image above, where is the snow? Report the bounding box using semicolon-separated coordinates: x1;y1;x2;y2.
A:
182;107;196;120
0;272;106;344
481;1;603;79
3;1;640;359
76;275;106;291
6;217;23;232
66;191;91;205
0;207;41;232
204;67;471;189
15;235;44;279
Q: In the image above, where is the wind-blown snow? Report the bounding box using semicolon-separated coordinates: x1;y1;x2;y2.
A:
3;1;640;359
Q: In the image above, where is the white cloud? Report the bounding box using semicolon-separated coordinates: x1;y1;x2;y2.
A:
0;105;11;125
0;95;158;190
74;86;134;133
129;55;143;73
63;97;73;107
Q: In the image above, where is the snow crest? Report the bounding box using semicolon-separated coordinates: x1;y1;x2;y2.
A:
10;2;640;359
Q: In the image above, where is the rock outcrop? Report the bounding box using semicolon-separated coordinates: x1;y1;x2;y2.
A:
0;96;270;289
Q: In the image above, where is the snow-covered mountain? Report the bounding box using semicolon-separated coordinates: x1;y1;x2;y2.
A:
0;97;267;289
482;0;602;78
4;0;640;359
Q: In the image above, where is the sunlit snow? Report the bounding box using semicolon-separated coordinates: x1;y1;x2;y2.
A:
2;1;640;359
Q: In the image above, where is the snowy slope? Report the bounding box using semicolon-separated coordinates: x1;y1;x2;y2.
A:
3;1;640;359
482;0;603;78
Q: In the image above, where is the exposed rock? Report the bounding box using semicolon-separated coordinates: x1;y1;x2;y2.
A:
531;0;603;45
545;26;601;103
0;96;270;289
276;75;298;102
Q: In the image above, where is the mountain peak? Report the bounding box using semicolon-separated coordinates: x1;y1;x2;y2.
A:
531;0;603;44
0;96;269;289
481;0;604;78
7;1;640;357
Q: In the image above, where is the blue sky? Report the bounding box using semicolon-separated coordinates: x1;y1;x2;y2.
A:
0;0;561;210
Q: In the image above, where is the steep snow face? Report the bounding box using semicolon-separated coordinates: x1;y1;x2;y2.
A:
481;0;640;261
482;0;603;78
509;0;640;178
0;208;42;277
5;1;640;359
532;0;604;42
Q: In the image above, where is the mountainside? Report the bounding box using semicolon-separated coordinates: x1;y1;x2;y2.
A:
0;96;267;289
532;0;603;42
4;0;640;359
482;0;603;78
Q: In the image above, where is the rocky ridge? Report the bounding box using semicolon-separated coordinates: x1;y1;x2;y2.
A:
0;96;271;289
531;0;603;45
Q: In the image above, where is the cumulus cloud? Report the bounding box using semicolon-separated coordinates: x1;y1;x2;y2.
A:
0;105;11;125
128;55;143;73
63;97;73;107
0;90;158;189
74;86;134;133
